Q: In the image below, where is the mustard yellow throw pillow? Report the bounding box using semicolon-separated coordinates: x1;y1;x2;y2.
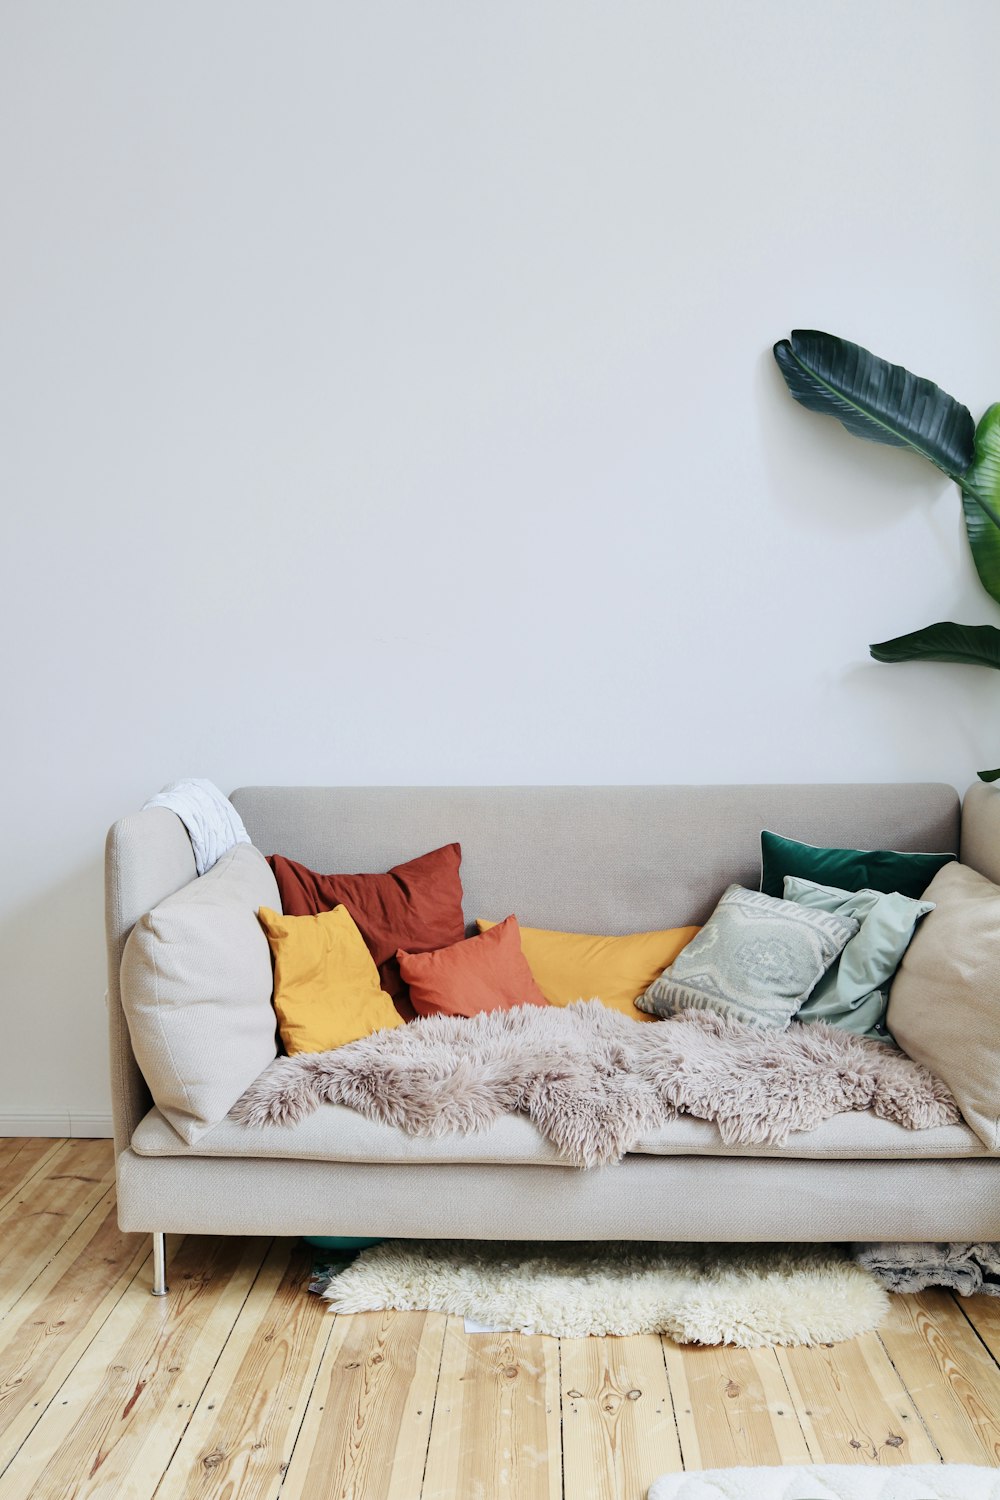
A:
258;905;404;1055
476;919;700;1021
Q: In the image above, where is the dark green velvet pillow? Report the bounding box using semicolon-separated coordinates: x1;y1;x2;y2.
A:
760;831;955;901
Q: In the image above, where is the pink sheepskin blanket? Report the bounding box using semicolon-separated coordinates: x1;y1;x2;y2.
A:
231;1001;960;1168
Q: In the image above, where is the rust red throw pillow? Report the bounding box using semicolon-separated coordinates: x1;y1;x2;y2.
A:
266;843;464;1020
397;915;549;1019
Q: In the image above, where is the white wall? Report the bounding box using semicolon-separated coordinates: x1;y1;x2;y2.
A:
3;0;999;1132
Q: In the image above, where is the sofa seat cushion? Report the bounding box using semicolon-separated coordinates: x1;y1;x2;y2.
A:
130;1104;985;1166
634;1113;984;1161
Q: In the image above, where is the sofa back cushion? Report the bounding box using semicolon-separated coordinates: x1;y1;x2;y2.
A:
120;843;279;1143
888;861;1000;1150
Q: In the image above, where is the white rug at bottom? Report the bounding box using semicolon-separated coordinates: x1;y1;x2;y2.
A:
321;1240;888;1346
647;1465;1000;1500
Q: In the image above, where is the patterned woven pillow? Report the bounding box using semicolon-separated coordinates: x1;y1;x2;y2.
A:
635;884;859;1029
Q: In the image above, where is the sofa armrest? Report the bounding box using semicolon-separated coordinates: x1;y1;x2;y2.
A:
961;782;1000;887
105;808;197;1155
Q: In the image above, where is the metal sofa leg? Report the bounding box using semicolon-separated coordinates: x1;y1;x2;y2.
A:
151;1232;168;1296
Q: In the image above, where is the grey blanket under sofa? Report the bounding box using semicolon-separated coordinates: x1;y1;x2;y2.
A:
106;781;1000;1244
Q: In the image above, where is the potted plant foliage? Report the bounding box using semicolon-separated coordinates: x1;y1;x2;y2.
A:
773;330;1000;779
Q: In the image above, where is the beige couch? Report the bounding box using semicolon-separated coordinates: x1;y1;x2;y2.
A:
105;782;1000;1293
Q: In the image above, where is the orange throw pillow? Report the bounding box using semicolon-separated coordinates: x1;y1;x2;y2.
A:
397;916;549;1019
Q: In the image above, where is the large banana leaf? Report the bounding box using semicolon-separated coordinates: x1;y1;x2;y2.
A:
870;621;1000;782
962;490;1000;606
962;406;1000;602
870;621;1000;667
773;330;976;481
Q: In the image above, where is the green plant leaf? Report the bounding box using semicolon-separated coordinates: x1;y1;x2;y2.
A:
978;766;1000;782
962;489;1000;606
961;406;1000;601
870;621;1000;667
773;330;976;480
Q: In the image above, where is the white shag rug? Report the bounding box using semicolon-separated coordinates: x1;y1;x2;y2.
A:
321;1240;888;1347
647;1465;1000;1499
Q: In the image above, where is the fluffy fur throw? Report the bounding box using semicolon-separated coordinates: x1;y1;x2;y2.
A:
232;1001;959;1168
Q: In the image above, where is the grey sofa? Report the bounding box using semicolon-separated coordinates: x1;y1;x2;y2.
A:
105;782;1000;1293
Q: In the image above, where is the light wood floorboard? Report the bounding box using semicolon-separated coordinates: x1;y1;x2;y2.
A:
0;1138;64;1210
0;1232;268;1500
874;1288;1000;1465
421;1321;561;1500
0;1140;118;1323
561;1332;682;1498
776;1333;939;1466
280;1307;449;1500
3;1140;1000;1498
153;1237;333;1500
665;1341;813;1470
0;1186;149;1471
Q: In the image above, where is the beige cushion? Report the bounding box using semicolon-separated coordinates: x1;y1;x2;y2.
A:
130;1101;984;1164
120;844;280;1143
888;862;1000;1150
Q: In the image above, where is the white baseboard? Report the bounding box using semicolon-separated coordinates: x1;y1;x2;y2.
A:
0;1112;114;1139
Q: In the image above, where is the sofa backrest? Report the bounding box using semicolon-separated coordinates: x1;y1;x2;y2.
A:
230;784;960;934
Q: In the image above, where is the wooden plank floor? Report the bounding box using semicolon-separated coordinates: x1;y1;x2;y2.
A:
2;1141;1000;1498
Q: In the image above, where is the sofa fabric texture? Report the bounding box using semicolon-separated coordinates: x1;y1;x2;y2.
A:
961;781;1000;887
233;785;960;937
889;862;1000;1150
114;1148;1000;1240
105;807;200;1153
131;1103;986;1165
119;843;280;1143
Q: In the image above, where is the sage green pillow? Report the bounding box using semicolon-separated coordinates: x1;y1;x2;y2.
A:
760;830;954;901
635;884;858;1030
782;876;934;1041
